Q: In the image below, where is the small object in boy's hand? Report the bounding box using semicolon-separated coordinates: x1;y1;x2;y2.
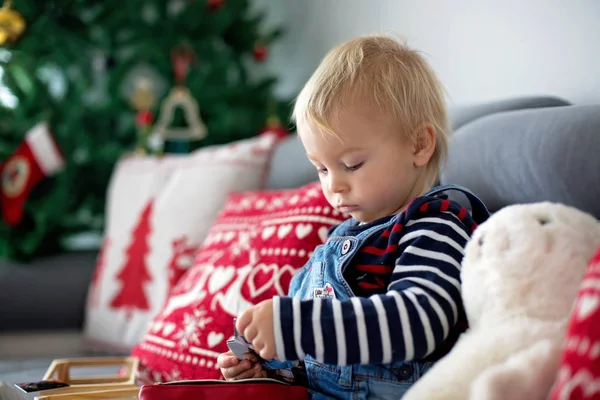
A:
14;380;69;393
233;318;252;346
227;337;254;360
228;318;260;360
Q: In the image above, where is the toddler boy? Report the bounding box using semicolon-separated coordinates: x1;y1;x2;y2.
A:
218;34;489;399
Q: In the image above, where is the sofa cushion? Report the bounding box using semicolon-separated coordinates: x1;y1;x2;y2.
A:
131;181;347;382
266;97;571;191
448;95;570;130
266;134;317;190
83;133;278;353
441;105;600;217
0;252;97;332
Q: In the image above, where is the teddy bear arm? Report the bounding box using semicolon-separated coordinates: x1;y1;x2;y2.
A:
470;339;563;400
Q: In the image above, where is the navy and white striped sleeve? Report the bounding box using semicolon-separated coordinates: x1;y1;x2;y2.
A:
272;208;472;365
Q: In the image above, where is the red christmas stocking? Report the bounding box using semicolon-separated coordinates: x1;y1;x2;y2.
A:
549;245;600;400
1;122;65;226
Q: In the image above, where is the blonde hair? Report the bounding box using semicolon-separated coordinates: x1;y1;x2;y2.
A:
293;34;450;185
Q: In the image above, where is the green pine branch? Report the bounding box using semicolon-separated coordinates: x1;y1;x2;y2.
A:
0;0;292;262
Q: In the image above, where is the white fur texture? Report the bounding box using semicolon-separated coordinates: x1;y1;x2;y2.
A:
404;202;600;400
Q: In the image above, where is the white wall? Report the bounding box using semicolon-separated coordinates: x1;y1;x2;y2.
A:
254;0;600;107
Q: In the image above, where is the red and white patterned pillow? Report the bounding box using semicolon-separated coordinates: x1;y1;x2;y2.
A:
132;181;347;382
549;245;600;400
83;133;278;352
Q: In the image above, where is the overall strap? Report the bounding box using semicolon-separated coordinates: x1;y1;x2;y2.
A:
423;184;490;224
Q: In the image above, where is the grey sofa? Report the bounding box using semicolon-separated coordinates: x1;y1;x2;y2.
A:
3;95;598;384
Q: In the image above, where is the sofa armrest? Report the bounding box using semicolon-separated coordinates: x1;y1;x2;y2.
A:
0;251;97;332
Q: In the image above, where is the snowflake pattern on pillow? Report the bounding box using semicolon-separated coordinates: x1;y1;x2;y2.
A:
132;181;347;382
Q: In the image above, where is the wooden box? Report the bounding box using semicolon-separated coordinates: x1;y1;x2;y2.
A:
34;357;140;400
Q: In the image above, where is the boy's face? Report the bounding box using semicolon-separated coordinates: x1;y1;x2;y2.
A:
298;103;426;223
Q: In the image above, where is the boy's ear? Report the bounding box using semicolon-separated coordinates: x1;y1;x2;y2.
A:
412;123;436;167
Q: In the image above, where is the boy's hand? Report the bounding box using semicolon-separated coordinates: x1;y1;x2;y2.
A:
236;299;276;360
217;350;265;380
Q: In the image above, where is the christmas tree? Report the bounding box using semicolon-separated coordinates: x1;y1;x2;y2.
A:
0;0;289;261
110;201;153;316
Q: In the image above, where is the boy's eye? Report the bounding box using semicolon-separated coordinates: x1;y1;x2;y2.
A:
345;162;364;172
317;167;328;175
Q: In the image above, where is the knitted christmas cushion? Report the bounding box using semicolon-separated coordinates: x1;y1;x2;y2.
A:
549;245;600;400
132;181;347;382
83;133;278;352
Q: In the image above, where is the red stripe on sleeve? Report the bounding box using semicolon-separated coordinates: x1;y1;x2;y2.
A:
458;207;467;220
419;202;429;212
361;244;398;256
440;200;450;211
355;264;394;274
358;281;382;290
392;223;403;232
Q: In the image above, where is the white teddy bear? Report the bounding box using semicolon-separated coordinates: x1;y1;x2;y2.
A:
403;202;600;400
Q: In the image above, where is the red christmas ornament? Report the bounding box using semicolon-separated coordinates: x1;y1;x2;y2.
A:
253;44;268;62
259;116;289;140
136;110;154;127
207;0;224;12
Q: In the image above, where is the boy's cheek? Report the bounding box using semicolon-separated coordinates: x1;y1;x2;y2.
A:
322;190;335;206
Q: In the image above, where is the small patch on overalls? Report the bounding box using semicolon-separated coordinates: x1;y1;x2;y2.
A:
314;283;336;299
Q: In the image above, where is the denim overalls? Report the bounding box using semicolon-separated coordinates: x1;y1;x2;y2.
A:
277;185;489;400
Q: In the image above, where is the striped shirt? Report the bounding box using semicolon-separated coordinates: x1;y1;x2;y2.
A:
273;196;478;365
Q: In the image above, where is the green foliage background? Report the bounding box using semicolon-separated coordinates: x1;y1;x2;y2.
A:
0;0;290;261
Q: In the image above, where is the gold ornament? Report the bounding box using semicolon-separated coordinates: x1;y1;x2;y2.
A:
151;44;207;142
130;78;156;111
0;0;25;46
153;86;207;141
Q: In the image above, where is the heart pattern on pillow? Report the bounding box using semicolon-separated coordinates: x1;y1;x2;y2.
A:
549;245;600;400
132;181;348;382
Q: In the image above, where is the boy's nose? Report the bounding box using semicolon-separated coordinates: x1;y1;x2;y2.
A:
328;175;348;193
